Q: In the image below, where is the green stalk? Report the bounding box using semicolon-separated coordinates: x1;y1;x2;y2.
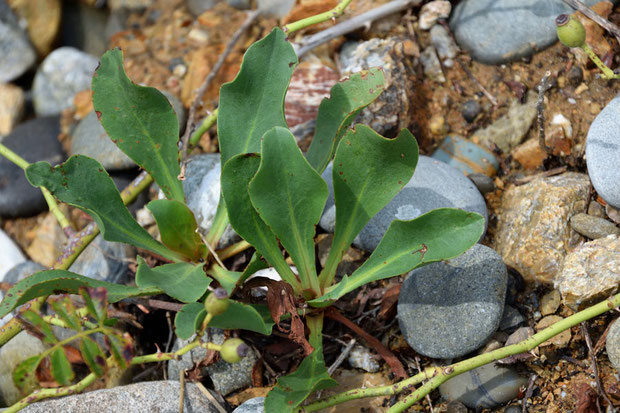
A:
283;0;353;34
580;43;619;79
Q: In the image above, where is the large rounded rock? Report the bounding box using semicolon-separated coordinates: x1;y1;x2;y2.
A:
450;0;615;64
397;244;507;359
319;156;488;252
0;1;35;82
606;319;620;373
586;94;620;209
32;47;99;116
0;116;65;217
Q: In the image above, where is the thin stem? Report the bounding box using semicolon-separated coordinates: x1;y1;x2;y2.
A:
204;199;230;249
188;108;219;149
216;240;251;261
283;0;353;34
580;43;619;79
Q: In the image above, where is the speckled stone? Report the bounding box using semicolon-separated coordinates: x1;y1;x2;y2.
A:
397;244;507;359
606;319;620;373
569;213;620;239
449;0;615;64
338;37;415;136
233;397;265;413
586;94;620;209
472;90;537;153
320;156;488;252
18;381;219;412
555;235;620;310
495;172;590;285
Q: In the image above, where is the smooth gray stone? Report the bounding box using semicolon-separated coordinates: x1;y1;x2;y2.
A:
439;363;527;408
607;319;620;373
0;230;26;282
0;21;35;83
499;305;525;332
233;397;265;413
586;94;620;209
32;47;99;116
319;156;488;252
68;234;135;284
449;0;614;64
18;381;220;412
0;116;65;218
61;1;109;57
570;213;620;239
397;244;507;359
0;258;35;326
468;173;494;194
257;0;294;17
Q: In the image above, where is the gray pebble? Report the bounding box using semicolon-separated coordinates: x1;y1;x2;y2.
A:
569;213;620;239
567;66;583;86
430;24;458;67
233;397;265;413
0;15;36;83
499;305;525;332
68;234;135;284
468;173;494;194
461;100;481;123
606;318;620;373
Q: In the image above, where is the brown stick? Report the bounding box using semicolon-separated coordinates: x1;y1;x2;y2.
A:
581;323;615;411
561;0;620;46
537;71;554;156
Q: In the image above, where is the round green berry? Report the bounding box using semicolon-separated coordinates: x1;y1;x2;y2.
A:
220;338;249;363
555;14;586;48
204;288;230;315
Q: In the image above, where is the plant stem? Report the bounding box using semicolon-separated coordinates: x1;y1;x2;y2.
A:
301;293;620;412
580;43;619;79
216;240;251;261
189;109;219;148
204;199;230;248
283;0;353;34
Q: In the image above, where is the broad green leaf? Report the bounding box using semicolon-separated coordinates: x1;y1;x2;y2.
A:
13;355;40;394
221;154;299;289
19;310;57;345
174;302;206;340
249;127;328;293
49;296;81;331
79;287;108;325
320;126;418;286
80;336;106;377
105;332;132;369
135;257;210;303
206;265;242;296
92;48;184;201
0;270;161;318
265;349;337;412
147;199;206;262
26;156;182;262
210;302;274;335
310;208;485;306
306;68;385;173
218;28;297;163
50;347;74;386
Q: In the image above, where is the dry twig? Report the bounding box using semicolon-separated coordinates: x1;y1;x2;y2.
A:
537;71;554;156
581;323;615;411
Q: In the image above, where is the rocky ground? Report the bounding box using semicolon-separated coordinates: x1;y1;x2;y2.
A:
1;0;620;412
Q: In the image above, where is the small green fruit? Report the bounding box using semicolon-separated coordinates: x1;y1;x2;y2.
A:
220;338;249;363
204;288;230;315
555;14;586;48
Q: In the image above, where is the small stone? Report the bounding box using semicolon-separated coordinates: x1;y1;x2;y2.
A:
540;290;561;316
494;172;590;285
536;315;571;347
569;213;620;239
588;201;606;218
512;138;547;170
107;0;153;10
227;0;250;9
0;7;35;82
0;82;24;135
432;135;499;176
8;0;61;56
555;235;620;310
428;113;448;135
320;156;488;252
186;0;223;16
430;24;458;66
586;95;620;208
398;244;507;359
468;173;495;194
24;211;66;267
0;229;25;281
420;46;445;82
461;99;481;123
505;326;534;347
0;116;65;217
338;37;416;136
168;329;257;396
256;0;295;17
69;234;135;284
440;363;527;409
606;319;620;373
233;397;265;413
18;381;220;412
0;331;47;406
505;405;522;413
60;0;108;57
419;0;451;30
446;400;468;413
473;90;537;153
499;305;525;332
32;47;99;116
348;345;380;373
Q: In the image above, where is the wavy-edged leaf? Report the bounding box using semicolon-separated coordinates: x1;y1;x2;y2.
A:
80;336;106;377
174;302;206;340
206;265;242;296
310;208;485;306
49;296;81;331
210;302;274;335
13;355;40;394
92;48;184;201
319;126;418;286
249;127;327;294
135;257;210;303
79;287;108;324
0;270;161;318
306;68;385;173
50;347;74;386
147;199;206;261
221;154;299;289
105;332;132;369
19;310;57;345
218;28;297;163
26;156;182;262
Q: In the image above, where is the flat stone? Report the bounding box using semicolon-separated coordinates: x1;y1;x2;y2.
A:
0;116;65;218
540;289;561;316
0;82;24;135
0;229;25;281
107;0;153;10
397;244;507;359
586;95;620;208
440;363;527;408
256;0;294;17
233;397;265;413
606;319;620;373
536;315;571;347
555;235;620;310
494;172;590;285
320;156;488;252
32;47;99;116
338;37;416;136
468;173;495;194
18;381;220;412
0;10;35;82
449;0;614;64
0;331;47;406
499;305;525;332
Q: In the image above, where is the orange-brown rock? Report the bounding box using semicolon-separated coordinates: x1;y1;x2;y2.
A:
7;0;61;56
